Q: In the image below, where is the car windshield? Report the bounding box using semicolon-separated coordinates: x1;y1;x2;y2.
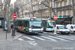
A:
73;26;75;28
30;21;42;28
47;22;54;28
59;26;65;29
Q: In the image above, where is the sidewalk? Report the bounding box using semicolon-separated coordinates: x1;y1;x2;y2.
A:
0;28;22;41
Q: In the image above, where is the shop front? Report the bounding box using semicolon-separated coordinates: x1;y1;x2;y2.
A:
51;16;72;25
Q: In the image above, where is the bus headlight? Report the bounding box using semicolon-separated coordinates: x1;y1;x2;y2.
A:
29;28;32;32
41;28;43;31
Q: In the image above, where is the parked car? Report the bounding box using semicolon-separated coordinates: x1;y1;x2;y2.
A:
56;25;70;35
66;24;75;34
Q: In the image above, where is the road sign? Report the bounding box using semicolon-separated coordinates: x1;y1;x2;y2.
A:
13;14;17;19
54;16;57;20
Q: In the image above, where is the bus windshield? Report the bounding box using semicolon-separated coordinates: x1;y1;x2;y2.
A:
47;22;54;28
30;21;42;28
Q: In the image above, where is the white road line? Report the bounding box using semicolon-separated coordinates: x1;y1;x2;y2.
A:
18;38;24;41
28;41;38;46
59;36;75;39
49;36;68;41
14;34;23;39
41;36;57;42
43;32;47;33
24;36;35;40
32;36;45;40
57;36;75;40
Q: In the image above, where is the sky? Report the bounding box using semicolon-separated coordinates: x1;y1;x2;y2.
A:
11;0;16;4
2;0;16;4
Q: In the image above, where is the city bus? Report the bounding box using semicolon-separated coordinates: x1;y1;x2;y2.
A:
15;17;43;34
42;19;55;32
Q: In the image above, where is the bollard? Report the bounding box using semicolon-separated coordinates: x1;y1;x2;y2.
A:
11;19;16;37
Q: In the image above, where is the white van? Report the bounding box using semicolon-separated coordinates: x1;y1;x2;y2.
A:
66;24;75;34
56;25;70;35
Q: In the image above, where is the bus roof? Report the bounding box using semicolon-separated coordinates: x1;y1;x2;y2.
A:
15;17;42;21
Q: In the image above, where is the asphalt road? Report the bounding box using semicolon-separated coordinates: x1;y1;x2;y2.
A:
10;31;75;50
0;31;75;50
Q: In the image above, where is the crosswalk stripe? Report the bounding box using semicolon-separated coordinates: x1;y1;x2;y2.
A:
57;36;75;40
41;36;57;42
18;38;24;41
43;32;47;33
59;36;75;39
49;36;68;41
24;36;35;40
32;36;45;40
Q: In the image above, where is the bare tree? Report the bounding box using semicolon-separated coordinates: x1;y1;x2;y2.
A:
42;0;52;19
10;4;14;19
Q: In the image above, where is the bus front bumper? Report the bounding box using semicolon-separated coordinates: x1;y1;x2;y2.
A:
46;28;54;31
29;28;43;33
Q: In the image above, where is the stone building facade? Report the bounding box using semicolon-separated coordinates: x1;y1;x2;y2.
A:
16;0;74;20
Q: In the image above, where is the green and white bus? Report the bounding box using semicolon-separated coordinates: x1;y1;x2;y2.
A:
42;19;55;32
15;17;43;34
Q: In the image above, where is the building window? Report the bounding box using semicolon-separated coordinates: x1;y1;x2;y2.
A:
64;1;66;6
64;11;66;15
60;2;62;7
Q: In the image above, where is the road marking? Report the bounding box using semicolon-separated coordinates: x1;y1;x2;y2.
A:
59;36;75;39
32;36;45;40
10;34;23;41
41;36;57;42
49;36;68;41
14;34;23;39
57;36;75;40
28;41;37;46
18;38;24;41
24;36;35;40
43;32;47;33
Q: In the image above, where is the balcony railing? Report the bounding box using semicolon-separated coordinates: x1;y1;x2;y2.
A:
54;5;72;10
25;7;54;14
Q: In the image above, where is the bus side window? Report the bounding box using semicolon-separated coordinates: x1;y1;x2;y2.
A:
24;21;26;27
19;21;22;26
26;21;29;27
16;21;19;26
21;21;24;26
27;21;29;27
22;21;25;27
15;21;17;26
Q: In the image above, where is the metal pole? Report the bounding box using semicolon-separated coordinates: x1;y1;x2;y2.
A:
48;0;51;19
54;0;57;35
72;0;75;24
6;30;7;39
